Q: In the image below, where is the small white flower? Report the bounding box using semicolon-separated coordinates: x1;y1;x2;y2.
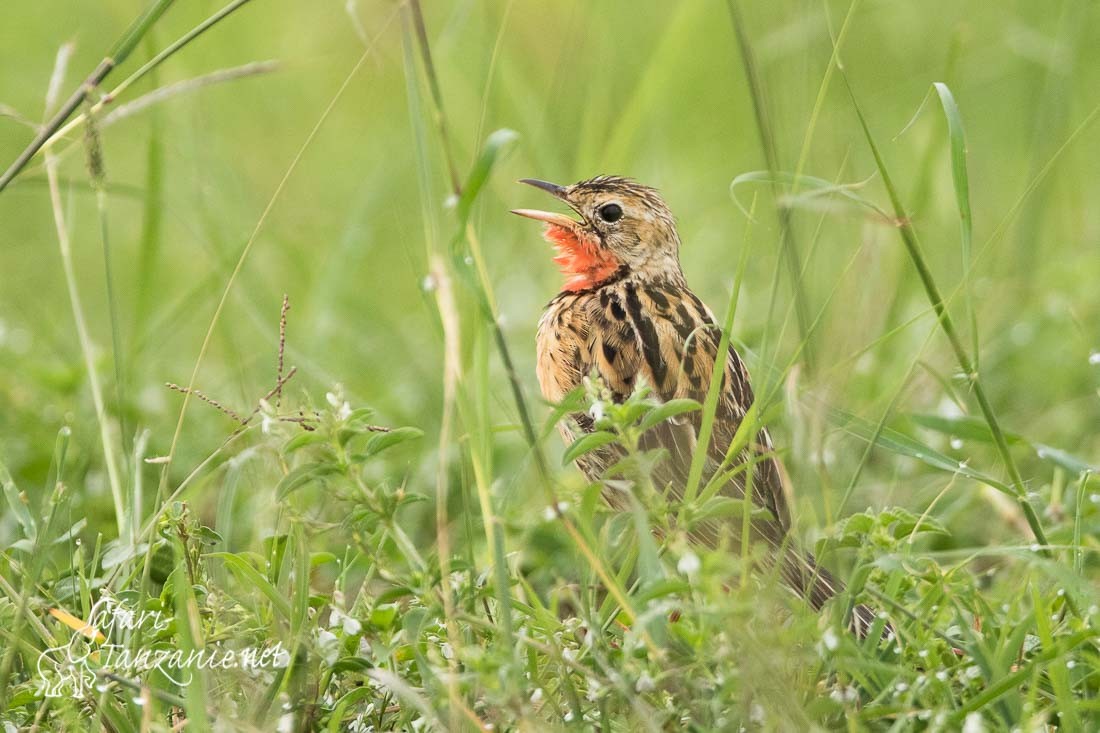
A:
677;551;701;576
635;673;655;693
950;438;964;450
962;712;985;733
590;400;606;421
329;608;344;629
530;688;544;703
965;665;982;680
895;682;908;693
822;627;839;652
1089;351;1100;366
441;642;454;660
277;713;295;733
543;501;569;520
326;391;340;408
338;401;352;420
935;670;948;682
1067;659;1076;669
343;615;362;635
261;414;274;434
421;274;437;292
317;629;339;666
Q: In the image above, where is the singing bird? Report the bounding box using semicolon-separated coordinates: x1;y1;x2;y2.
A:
513;175;878;635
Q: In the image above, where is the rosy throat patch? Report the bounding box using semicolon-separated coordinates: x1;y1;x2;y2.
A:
543;224;620;292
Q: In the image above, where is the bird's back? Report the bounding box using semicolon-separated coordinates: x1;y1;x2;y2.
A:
536;276;790;542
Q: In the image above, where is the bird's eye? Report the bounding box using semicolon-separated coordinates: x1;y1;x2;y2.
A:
597;203;623;223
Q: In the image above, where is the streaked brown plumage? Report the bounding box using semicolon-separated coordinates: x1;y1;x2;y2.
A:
514;175;877;636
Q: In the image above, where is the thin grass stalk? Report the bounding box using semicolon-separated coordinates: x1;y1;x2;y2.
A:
843;77;1051;554
429;255;463;729
399;10;490;719
792;0;861;187
0;0;175;193
726;0;815;372
403;0;656;653
85;108;132;473
37;0;258;161
682;196;756;507
134;34;164;347
45;153;126;541
153;22;390;506
407;0;463;194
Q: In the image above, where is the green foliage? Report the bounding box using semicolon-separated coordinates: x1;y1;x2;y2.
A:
2;0;1100;730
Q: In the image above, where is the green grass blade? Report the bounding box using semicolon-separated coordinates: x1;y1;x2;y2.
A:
842;73;1051;554
932;82;979;369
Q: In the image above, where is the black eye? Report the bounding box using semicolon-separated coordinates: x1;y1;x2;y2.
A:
597;203;623;223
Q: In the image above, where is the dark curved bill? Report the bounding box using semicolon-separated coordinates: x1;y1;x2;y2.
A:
518;178;567;199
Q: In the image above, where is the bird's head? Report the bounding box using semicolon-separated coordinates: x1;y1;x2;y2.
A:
512;175;682;292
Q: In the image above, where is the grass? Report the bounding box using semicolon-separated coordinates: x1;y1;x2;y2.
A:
1;0;1100;730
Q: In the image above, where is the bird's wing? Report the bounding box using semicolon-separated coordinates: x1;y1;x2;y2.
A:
592;281;791;533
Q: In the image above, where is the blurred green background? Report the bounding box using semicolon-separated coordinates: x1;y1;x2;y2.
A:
1;0;1098;551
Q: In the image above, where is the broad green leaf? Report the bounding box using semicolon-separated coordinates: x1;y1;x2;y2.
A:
283;431;329;454
276;462;342;500
1;461;35;541
638;398;702;433
206;551;293;620
361;427;424;458
562;431;619;465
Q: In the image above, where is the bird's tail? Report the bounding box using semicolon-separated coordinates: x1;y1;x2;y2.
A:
779;549;886;640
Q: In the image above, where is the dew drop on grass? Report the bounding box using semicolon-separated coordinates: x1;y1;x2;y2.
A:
950;437;964;450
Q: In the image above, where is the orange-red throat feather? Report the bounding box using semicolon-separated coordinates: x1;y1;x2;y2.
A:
542;224;620;292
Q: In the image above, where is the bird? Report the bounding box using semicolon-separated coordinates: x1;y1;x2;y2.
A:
512;175;879;637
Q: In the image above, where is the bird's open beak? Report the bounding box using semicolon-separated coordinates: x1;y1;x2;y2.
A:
511;178;581;228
